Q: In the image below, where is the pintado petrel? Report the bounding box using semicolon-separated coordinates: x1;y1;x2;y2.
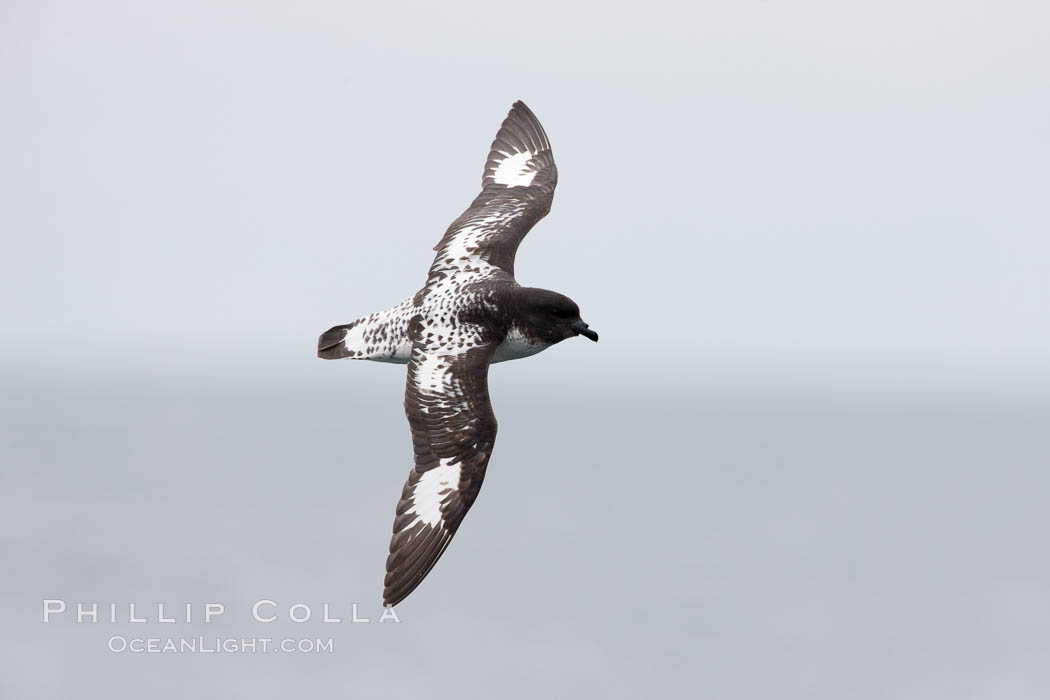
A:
317;101;597;607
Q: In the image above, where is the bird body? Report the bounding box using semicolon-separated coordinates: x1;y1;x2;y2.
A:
318;102;597;606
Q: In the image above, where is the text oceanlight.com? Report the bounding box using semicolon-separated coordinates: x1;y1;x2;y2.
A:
107;636;335;654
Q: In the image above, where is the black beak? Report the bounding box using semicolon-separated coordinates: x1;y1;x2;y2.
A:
571;320;599;342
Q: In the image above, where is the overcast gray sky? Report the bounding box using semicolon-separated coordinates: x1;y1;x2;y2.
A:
2;0;1048;396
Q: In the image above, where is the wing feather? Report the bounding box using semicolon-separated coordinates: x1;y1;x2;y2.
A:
383;321;498;606
423;101;557;288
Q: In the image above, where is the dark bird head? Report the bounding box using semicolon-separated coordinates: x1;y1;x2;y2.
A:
521;289;598;345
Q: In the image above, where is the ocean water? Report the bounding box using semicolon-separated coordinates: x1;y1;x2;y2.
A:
3;376;1048;698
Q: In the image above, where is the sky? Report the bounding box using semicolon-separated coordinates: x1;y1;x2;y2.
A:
2;0;1048;396
2;2;1050;698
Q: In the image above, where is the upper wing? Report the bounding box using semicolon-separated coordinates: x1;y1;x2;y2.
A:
383;318;499;606
423;101;557;288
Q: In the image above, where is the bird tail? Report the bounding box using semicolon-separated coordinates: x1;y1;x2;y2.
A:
317;297;415;363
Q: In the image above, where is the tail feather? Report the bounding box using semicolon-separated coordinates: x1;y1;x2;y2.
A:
317;325;352;358
316;298;414;364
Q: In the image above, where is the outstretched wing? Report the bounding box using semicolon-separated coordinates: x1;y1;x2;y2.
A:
424;101;557;289
384;317;499;606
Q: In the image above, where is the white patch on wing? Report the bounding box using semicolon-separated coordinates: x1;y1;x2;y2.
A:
429;205;528;284
442;225;488;264
405;460;460;528
492;150;536;187
409;326;484;413
414;351;453;395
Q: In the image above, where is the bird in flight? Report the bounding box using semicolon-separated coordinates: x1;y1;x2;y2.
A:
317;101;598;606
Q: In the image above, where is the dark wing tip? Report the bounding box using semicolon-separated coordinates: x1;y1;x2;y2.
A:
506;101;544;140
482;100;555;190
382;522;455;606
